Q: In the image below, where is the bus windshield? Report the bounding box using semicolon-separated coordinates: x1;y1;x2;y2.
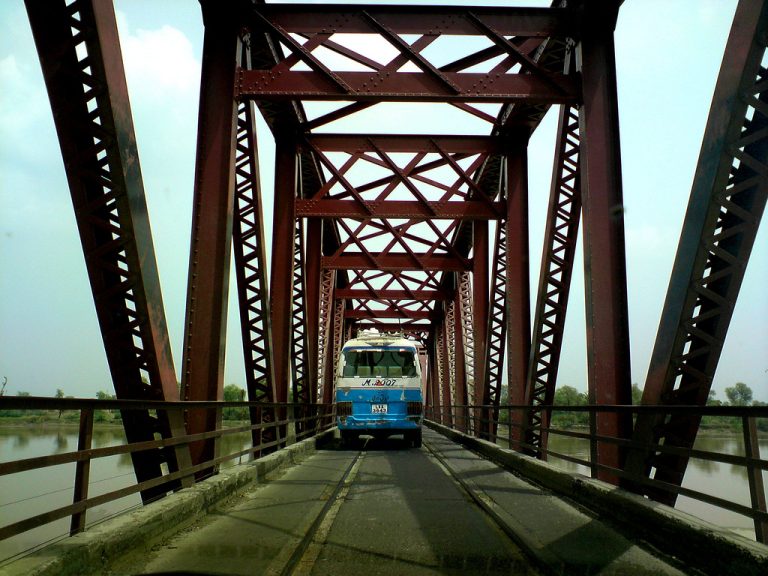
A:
342;348;417;378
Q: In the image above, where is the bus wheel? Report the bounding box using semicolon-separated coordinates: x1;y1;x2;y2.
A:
411;429;422;448
340;430;357;448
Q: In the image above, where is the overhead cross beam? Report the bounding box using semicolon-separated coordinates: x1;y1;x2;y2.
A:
240;5;580;102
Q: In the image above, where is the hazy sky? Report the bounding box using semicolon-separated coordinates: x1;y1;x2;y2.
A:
1;0;765;402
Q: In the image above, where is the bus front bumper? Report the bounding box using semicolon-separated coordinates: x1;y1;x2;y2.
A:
337;415;422;430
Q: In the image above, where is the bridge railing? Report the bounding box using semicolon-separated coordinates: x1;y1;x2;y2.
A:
425;403;768;544
0;396;335;550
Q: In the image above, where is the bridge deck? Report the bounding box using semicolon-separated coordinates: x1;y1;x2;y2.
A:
107;429;683;576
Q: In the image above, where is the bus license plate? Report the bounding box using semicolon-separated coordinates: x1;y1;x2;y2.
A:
371;404;388;414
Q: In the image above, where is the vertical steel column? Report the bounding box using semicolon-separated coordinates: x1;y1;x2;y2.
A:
326;297;345;405
181;2;240;474
425;333;438;422
743;417;768;543
439;317;454;427
70;408;94;535
578;2;633;483
506;145;531;450
473;222;490;438
25;0;191;500
290;218;309;408
271;138;298;408
453;284;469;434
419;349;430;414
305;219;323;406
317;269;335;405
459;272;476;434
485;217;508;441
445;299;457;424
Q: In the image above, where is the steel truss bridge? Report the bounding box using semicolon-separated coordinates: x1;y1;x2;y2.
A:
9;0;768;547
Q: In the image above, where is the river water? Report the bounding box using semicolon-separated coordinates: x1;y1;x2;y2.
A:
0;426;765;563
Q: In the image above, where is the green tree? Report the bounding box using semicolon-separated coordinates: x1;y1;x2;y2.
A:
701;389;723;428
552;385;588;428
725;382;753;406
55;388;65;418
554;385;586;406
95;390;117;423
223;384;247;421
631;383;643;405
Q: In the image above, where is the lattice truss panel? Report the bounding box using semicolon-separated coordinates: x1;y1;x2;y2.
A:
38;1;155;400
291;218;310;405
233;100;275;407
337;269;445;338
486;218;509;409
300;136;501;336
237;2;580;416
240;5;578;106
25;0;192;499
525;103;581;452
458;272;476;414
445;300;457;407
629;1;768;500
663;54;767;409
317;269;336;397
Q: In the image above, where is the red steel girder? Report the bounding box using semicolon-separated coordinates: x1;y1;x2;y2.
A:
249;5;577;36
626;0;768;506
25;0;191;501
306;134;503;154
354;322;431;339
344;310;435;320
524;101;581;457
290;218;310;411
425;334;438;419
577;1;633;483
452;284;470;434
345;269;444;292
241;5;579;103
505;145;532;449
180;3;240;474
238;70;578;104
317;269;336;402
322;253;471;272
297;200;504;220
270;138;298;407
304;218;323;410
437;323;453;426
473;221;491;438
335;288;451;301
484;218;508;440
325;299;346;405
305;135;502;222
458;271;477;435
445;299;458;418
232;65;278;454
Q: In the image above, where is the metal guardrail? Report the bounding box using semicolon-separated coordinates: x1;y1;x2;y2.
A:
425;403;768;544
0;396;335;545
2;398;766;550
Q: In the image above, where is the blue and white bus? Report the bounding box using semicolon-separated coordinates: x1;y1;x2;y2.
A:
335;332;424;447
